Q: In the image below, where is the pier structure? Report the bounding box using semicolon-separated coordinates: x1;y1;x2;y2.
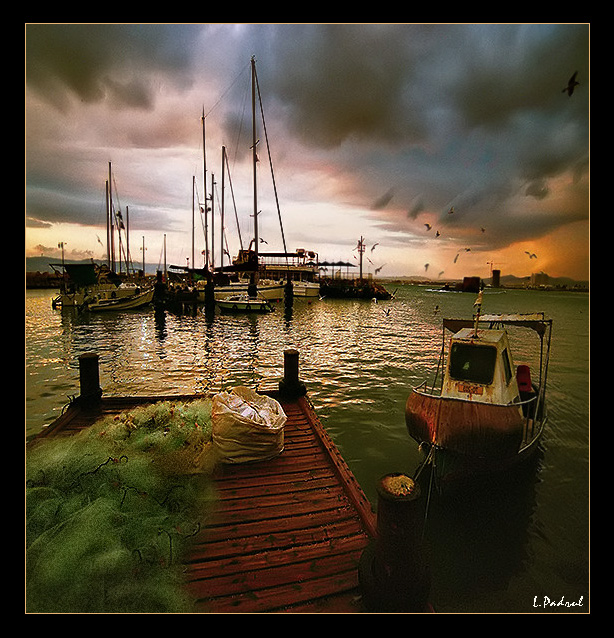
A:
29;350;430;613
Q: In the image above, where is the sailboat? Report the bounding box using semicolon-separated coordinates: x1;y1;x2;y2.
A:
405;292;553;490
209;57;308;307
51;163;153;310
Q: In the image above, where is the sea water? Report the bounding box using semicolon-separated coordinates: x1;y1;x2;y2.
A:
25;284;589;613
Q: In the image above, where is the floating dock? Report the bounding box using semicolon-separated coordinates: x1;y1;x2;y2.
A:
29;351;380;613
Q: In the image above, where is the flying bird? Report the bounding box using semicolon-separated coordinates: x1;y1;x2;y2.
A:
563;71;579;97
424;263;429;271
448;206;455;214
424;223;432;231
371;243;379;252
435;230;441;237
480;227;486;233
375;264;385;274
454;253;459;263
525;251;537;259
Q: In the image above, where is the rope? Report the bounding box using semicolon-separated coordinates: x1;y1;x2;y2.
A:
254;67;288;258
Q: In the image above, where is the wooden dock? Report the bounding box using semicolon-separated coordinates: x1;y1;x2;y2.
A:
30;352;379;613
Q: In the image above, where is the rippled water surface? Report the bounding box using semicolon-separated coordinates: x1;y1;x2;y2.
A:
25;285;589;613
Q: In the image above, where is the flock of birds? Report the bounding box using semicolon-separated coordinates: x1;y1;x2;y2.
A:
353;72;579;282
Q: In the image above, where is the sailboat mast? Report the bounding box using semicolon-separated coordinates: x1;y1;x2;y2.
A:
201;108;209;270
251;56;259;264
211;172;215;269
108;161;115;272
221;145;226;270
192;175;195;272
105;178;111;268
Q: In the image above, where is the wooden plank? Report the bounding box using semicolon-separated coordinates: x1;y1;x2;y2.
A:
30;390;377;613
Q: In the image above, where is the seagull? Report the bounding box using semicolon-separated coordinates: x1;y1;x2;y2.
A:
260;238;268;244
525;251;537;259
371;243;379;252
375;264;385;274
435;230;441;237
563;71;579;97
424;223;432;231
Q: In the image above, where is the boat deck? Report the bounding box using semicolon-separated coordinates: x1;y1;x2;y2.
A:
31;390;377;613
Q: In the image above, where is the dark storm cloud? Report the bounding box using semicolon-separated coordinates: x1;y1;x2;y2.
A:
25;23;589;275
26;23;199;109
248;23;589;252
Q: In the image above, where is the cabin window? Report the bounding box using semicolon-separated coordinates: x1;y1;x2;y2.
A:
449;343;497;385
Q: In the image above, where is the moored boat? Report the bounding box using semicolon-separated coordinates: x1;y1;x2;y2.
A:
406;297;553;490
85;286;154;312
213;278;284;301
217;293;273;313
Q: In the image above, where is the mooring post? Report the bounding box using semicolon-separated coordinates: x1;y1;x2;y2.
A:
78;352;103;408
359;473;431;612
279;348;306;398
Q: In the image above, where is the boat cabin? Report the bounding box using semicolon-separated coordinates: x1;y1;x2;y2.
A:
443;327;523;406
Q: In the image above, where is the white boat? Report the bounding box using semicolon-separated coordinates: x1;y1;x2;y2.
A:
205;59;319;303
216;294;273;313
51;263;148;309
85;286;155;312
405;296;553;489
292;281;320;298
213;279;284;301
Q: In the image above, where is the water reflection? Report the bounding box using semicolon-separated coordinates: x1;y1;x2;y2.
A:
26;285;589;612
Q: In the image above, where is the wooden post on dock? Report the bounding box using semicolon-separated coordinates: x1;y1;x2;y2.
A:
279;348;306;398
359;473;431;612
77;352;103;408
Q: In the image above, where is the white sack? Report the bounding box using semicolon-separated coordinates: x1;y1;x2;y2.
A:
212;387;287;463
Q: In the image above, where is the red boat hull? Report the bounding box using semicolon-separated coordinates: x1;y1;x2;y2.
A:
405;390;525;461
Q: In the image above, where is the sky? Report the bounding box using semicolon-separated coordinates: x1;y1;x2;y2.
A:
25;23;590;281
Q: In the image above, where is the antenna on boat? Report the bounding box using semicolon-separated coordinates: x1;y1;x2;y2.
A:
473;289;484;337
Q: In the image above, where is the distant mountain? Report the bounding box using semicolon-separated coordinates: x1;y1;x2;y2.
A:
25;256;157;274
25;256;105;273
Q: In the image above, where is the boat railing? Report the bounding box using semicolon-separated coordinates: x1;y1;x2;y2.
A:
413;382;542;412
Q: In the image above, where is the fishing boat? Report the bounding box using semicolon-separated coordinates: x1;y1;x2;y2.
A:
405;293;553;489
85;286;154;312
216;293;273;313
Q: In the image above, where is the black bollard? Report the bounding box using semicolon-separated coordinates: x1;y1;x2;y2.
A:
78;352;103;408
359;473;431;612
284;276;294;308
278;349;306;398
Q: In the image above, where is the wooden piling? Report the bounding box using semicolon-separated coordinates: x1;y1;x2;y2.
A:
359;473;431;612
77;352;102;408
279;348;306;398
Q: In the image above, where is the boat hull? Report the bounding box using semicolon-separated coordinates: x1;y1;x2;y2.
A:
213;282;284;301
405;389;542;484
88;287;154;312
217;299;273;313
292;282;320;297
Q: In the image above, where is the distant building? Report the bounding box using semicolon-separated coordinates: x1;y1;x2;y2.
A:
531;272;549;287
